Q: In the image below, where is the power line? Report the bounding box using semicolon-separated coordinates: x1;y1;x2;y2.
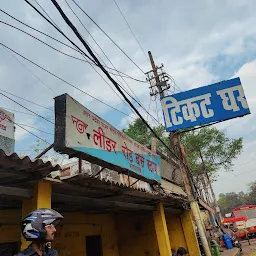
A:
0;42;136;120
218;167;256;181
0;91;54;124
70;0;145;74
50;0;180;161
0;8;146;83
146;97;152;122
113;0;148;59
17;123;54;135
0;20;134;114
0;88;53;111
62;1;160;125
1;107;55;120
15;122;52;145
0;20;143;84
1;44;55;95
26;0;159;126
24;0;99;65
33;0;60;29
64;0;139;101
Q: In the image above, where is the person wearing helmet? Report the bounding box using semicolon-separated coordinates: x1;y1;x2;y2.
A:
15;208;64;256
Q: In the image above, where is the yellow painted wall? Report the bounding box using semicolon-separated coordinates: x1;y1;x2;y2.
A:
166;214;187;254
116;212;159;256
0;209;21;244
52;212;119;256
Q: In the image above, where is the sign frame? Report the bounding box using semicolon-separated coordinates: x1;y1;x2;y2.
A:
54;94;161;184
160;77;250;132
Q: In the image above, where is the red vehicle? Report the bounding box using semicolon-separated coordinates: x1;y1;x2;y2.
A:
232;205;256;237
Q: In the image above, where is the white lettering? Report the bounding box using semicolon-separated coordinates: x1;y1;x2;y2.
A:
216;85;249;112
161;93;214;128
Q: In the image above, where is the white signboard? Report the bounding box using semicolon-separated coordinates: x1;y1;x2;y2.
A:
54;94;162;183
0;108;14;139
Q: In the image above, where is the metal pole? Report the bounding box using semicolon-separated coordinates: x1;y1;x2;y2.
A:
147;51;211;256
34;144;54;159
148;51;164;98
179;143;212;256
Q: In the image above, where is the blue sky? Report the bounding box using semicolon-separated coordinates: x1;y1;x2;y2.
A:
0;0;256;196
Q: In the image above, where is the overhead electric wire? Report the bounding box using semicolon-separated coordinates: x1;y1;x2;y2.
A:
24;0;99;65
0;88;53;111
0;20;134;114
33;0;60;29
49;0;180;161
0;8;145;83
17;123;54;135
1;44;55;95
63;0;159;124
0;42;136;120
2;107;55;120
0;92;54;124
146;97;152;122
21;0;160;126
0;20;142;85
15;122;51;145
70;0;145;75
113;0;148;59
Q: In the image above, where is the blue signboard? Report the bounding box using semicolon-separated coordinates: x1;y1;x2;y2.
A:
161;77;250;132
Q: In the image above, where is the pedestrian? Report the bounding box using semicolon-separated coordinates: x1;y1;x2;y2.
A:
14;208;64;256
177;247;188;256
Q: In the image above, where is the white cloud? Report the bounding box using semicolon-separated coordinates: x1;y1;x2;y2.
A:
213;60;256;196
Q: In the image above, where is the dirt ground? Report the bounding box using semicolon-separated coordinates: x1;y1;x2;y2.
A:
241;239;256;256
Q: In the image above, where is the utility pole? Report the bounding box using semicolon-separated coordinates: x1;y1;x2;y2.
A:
146;51;212;256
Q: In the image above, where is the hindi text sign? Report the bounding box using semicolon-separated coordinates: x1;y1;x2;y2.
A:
54;94;161;184
161;77;250;132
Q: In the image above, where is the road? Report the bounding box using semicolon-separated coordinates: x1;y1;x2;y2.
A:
241;239;256;256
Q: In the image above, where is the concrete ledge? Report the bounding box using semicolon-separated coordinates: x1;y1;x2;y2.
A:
220;248;240;256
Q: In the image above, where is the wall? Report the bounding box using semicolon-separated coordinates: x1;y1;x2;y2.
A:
53;212;119;256
116;212;159;256
166;214;187;254
0;209;21;244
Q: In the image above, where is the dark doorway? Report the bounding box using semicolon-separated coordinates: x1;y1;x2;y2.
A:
0;242;19;256
86;235;103;256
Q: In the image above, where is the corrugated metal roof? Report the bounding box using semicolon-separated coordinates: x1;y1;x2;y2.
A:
0;149;61;186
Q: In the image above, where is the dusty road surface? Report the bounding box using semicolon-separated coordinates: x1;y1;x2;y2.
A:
241;238;256;255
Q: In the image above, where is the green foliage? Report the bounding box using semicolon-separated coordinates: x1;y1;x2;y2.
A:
123;119;243;182
217;182;256;214
122;118;169;153
181;127;243;179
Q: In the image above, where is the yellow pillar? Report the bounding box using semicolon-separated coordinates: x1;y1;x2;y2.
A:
21;180;52;250
153;202;172;256
181;210;201;256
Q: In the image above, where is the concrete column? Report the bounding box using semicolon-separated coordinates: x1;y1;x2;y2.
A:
153;202;172;256
181;210;201;256
21;181;52;250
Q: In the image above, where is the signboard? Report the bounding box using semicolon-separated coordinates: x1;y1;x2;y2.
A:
54;94;161;183
161;77;250;132
0;108;14;154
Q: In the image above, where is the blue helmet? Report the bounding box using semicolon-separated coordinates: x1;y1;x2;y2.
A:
21;208;63;241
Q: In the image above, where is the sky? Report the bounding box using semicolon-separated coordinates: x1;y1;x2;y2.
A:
0;0;256;197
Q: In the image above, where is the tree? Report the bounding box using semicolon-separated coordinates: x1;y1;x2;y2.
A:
218;192;245;214
122;118;168;153
247;182;256;205
181;127;243;180
123;119;243;185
